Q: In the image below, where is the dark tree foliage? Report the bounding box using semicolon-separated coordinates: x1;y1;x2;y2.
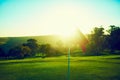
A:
86;27;105;55
23;39;39;56
21;46;31;57
9;45;31;58
0;48;6;57
39;44;61;57
108;25;120;53
9;46;24;58
39;44;48;57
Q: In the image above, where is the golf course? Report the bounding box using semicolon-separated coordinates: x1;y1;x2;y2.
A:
0;55;120;80
0;0;120;80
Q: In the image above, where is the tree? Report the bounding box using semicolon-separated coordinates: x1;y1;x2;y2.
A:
9;45;31;58
39;44;61;57
39;44;52;57
21;46;31;57
0;48;5;57
9;46;24;58
23;39;39;56
86;27;105;55
108;25;120;53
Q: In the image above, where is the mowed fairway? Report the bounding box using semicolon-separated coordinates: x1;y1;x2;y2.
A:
0;55;120;80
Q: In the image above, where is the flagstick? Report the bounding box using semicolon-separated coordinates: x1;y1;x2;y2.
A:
67;47;70;80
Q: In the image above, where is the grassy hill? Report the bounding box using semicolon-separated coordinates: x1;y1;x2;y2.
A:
0;35;61;45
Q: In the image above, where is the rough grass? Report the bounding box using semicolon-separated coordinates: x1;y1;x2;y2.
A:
0;55;120;80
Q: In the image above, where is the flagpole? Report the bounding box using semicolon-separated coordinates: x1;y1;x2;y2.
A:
67;47;70;80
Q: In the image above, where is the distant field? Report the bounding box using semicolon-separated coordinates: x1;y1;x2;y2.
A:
0;55;120;80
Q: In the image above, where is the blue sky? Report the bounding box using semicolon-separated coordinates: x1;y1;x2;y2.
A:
0;0;120;37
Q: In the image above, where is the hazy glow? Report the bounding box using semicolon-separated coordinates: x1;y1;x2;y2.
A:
36;3;98;35
39;4;83;36
0;0;120;37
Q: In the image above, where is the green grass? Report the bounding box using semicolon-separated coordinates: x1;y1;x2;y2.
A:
0;55;120;80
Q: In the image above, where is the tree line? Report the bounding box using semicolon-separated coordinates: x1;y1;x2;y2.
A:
86;25;120;55
0;39;62;59
0;25;120;59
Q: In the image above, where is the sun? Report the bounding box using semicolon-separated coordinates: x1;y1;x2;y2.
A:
38;3;91;37
57;28;75;38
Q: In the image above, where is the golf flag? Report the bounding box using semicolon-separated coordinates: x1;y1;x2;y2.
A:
74;28;89;53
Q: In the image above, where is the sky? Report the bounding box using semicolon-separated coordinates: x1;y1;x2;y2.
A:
0;0;120;37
